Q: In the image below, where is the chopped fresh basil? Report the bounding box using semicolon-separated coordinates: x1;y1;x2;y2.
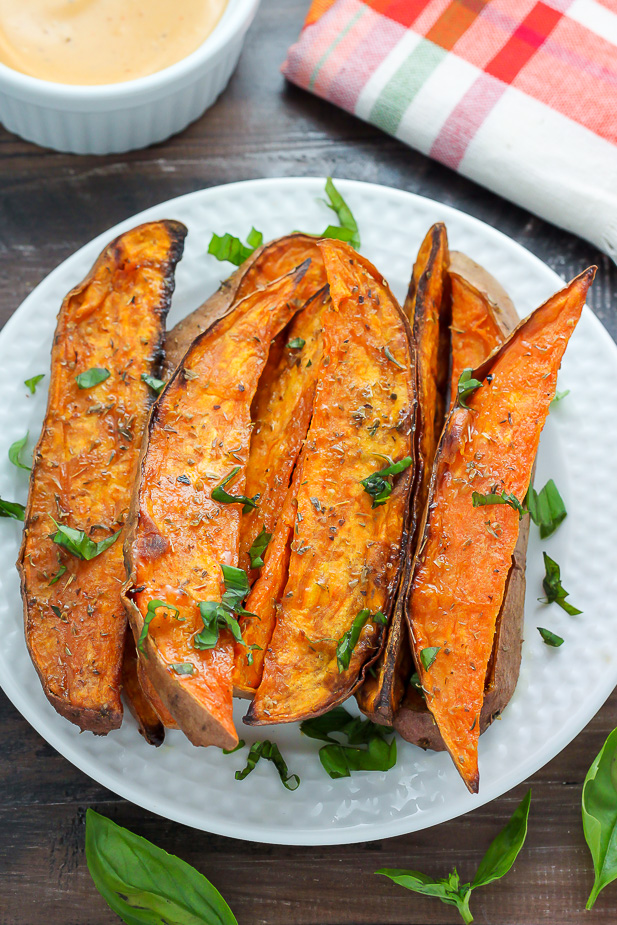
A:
235;740;300;791
138;599;180;653
361;456;412;508
0;497;25;521
420;646;440;670
25;374;45;395
456;368;483;409
472;489;526;519
582;727;617;908
211;466;258;512
526;479;566;538
75;367;110;390
8;432;31;471
49;565;67;585
300;706;396;779
85;809;238;925
141;372;166;394
550;388;570;408
317;177;361;249
170;662;195;675
336;609;386;672
383;346;406;370
287;337;305;350
248;527;272;569
208;227;263;266
409;672;424;697
223;740;246;755
246;644;262;666
540;552;581;615
50;519;121;561
377;790;531;925
537;626;564;647
194;564;256;651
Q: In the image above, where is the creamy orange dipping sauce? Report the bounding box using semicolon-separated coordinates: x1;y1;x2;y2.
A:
0;0;228;85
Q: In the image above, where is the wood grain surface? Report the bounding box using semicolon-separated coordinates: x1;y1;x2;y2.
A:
1;2;616;923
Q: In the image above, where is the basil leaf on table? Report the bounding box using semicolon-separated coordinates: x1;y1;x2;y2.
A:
8;432;31;470
85;808;237;925
377;790;531;924
582;727;617;909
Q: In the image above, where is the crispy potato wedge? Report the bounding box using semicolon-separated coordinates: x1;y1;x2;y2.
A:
395;256;521;749
122;635;165;746
239;287;327;580
137;658;179;729
357;224;450;725
123;261;312;749
18;220;186;734
406;268;594;792
246;241;416;726
164;234;324;374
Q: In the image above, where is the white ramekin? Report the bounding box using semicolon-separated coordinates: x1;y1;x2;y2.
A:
0;0;260;155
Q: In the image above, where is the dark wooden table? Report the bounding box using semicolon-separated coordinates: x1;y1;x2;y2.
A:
1;2;616;923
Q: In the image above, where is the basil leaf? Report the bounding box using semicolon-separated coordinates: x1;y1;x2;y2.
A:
211;467;258;511
420;646;440;670
208;228;263;267
49;565;67;585
50;520;121;561
235;740;300;791
287;337;305;350
582;727;617;908
322;178;361;249
537;626;564;647
550;388;570;407
85;808;237;925
138;600;180;653
336;609;386;672
377;791;531;924
472;489;525;519
299;706;357;743
457;368;482;409
383;346;406;370
8;432;31;470
526;479;566;539
248;527;272;569
170;662;195;675
220;564;252;613
0;497;25;521
540;552;582;615
320;736;397;779
25;374;45;395
141;372;166;394
194;565;256;651
76;367;110;389
223;740;246;755
361;456;412;508
472;790;532;888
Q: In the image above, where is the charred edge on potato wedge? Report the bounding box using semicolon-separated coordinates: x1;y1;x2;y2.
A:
164;234;325;375
122;633;165;746
357;224;450;725
245;240;416;726
18;220;186;735
122;260;314;750
405;268;595;793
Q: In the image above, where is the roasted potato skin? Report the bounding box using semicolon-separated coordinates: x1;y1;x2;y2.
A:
18;220;186;734
405;269;594;792
246;242;416;726
123;262;313;749
122;634;165;746
164;234;324;374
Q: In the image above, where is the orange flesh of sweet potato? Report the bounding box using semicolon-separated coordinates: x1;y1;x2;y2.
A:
246;242;415;725
18;221;186;734
449;273;504;406
238;288;327;580
164;235;324;374
408;269;594;792
122;635;165;745
124;263;311;749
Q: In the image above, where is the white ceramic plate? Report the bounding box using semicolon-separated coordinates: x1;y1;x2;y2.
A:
1;178;615;846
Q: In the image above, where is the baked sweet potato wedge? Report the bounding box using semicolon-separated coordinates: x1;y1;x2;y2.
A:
395;254;522;749
246;241;416;726
122;635;165;746
123;261;312;749
164;234;324;374
357;224;450;724
18;220;186;734
406;268;595;792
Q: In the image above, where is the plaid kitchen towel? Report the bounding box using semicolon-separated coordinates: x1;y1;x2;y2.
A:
283;0;617;260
